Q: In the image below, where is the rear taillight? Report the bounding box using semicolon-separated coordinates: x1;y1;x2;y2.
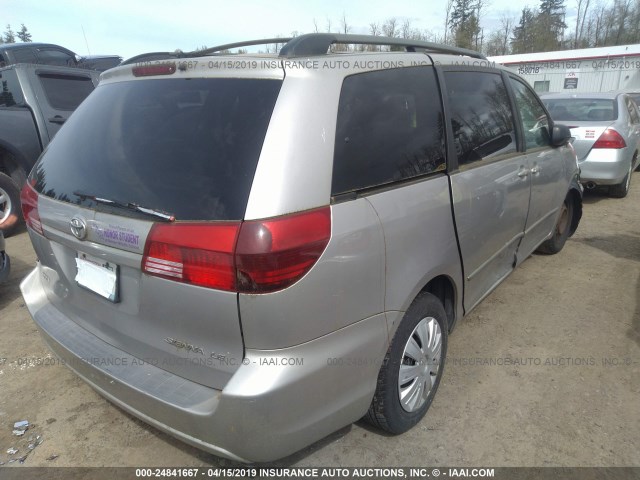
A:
143;223;240;290
593;129;626;149
235;207;331;293
20;180;43;235
142;207;331;293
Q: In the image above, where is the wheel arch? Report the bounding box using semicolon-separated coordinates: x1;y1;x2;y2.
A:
0;142;29;187
567;187;582;237
418;274;458;333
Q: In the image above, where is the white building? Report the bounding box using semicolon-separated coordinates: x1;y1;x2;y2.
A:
489;44;640;93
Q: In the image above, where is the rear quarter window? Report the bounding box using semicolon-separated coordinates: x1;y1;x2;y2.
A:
332;66;446;196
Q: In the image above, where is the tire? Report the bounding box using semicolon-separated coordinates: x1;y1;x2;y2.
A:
536;195;574;255
0;172;22;237
609;160;633;198
365;292;448;434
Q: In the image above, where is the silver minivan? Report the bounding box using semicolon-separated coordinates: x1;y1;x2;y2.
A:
20;34;582;462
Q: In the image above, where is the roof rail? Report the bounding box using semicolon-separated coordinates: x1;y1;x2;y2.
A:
122;34;486;65
278;33;487;60
185;38;293;57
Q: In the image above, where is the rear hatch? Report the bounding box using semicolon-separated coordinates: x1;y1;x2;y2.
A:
544;97;617;161
25;67;283;389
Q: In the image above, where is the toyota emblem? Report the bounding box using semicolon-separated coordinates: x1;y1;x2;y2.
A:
70;216;87;240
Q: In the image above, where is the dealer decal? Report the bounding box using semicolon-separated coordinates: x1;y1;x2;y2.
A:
92;223;140;250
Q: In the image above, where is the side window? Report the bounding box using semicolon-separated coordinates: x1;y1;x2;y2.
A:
625;97;640;124
332;67;446;195
510;78;551;150
12;47;37;64
444;71;516;166
0;70;24;107
38;74;94;110
533;80;550;93
37;48;76;67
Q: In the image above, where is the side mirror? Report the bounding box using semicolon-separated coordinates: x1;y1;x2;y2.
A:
551;124;572;147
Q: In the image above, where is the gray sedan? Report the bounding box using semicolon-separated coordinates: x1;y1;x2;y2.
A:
542;92;640;197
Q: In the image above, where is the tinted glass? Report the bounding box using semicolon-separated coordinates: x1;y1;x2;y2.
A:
0;70;24;107
80;57;121;71
444;71;516;165
32;78;282;221
625;97;639;124
510;78;551;150
543;98;617;122
332;67;445;195
37;48;76;67
38;74;95;110
12;48;37;64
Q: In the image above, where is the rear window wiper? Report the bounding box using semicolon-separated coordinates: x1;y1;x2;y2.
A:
73;191;175;221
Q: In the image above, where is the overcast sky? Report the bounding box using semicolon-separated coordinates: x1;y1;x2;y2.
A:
6;0;577;60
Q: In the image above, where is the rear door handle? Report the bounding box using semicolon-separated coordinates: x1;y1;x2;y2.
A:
48;115;66;125
530;166;540;175
517;168;529;178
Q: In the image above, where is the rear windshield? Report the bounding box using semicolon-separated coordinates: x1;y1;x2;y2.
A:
544;98;617;122
31;77;282;221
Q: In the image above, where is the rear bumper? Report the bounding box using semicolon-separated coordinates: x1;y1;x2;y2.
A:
20;266;388;463
579;149;631;185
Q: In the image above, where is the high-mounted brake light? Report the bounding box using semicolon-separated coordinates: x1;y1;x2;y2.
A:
132;64;177;77
20;180;43;235
593;128;626;149
142;207;332;293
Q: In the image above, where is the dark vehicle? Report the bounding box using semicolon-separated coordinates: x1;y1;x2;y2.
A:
0;63;99;234
0;42;121;72
0;43;78;68
77;55;122;72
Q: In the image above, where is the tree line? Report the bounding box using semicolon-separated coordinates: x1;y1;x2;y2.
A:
1;24;32;43
5;1;639;57
485;0;640;55
300;0;640;57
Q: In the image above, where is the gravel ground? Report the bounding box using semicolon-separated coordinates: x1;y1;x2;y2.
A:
0;178;638;469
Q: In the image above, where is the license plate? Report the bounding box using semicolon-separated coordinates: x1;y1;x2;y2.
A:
75;252;119;302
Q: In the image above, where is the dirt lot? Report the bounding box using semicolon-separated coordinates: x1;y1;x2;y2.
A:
0;180;638;469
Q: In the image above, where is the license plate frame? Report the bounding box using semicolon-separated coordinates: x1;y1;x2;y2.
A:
75;252;119;303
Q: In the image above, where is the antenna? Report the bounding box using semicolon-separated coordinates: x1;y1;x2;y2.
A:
81;25;91;55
